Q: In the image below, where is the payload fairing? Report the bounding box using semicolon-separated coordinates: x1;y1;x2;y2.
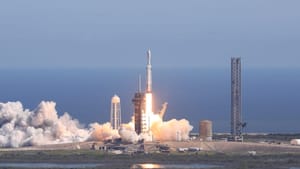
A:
146;49;152;93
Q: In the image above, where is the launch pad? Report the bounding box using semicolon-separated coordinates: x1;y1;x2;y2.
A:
132;49;155;140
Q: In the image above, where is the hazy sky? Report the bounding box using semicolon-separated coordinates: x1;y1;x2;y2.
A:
0;0;300;69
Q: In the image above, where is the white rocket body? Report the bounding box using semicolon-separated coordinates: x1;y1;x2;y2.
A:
146;50;152;93
142;49;153;139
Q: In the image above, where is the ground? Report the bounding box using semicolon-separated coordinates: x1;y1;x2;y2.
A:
0;149;300;169
1;134;300;169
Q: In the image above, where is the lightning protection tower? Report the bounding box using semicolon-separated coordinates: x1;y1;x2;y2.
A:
231;57;243;141
111;95;121;130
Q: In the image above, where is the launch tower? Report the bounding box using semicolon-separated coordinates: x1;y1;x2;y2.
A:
132;92;145;135
230;57;243;141
133;49;153;135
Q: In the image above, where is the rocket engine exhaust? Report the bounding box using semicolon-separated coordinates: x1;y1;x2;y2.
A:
159;102;168;119
0;49;193;148
133;49;193;142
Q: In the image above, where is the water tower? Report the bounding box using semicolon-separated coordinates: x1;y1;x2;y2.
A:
110;95;121;130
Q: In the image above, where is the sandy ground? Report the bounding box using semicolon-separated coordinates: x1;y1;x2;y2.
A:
162;140;300;154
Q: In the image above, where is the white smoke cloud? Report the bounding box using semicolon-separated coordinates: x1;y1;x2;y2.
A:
30;101;58;127
88;122;119;141
0;101;193;148
0;101;89;148
151;118;193;141
118;122;139;143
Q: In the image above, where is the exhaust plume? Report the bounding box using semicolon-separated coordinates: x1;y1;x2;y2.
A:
0;101;89;148
119;122;139;143
151;118;193;141
0;101;193;148
88;122;119;141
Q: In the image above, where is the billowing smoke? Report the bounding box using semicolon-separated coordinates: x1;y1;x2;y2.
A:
0;101;89;148
0;101;193;148
88;122;119;141
118;122;139;143
151;118;193;141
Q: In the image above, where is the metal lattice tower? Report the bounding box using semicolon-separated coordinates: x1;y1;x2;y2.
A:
132;92;145;135
231;58;242;141
111;95;121;130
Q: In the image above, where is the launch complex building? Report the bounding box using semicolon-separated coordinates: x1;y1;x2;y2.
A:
132;51;246;141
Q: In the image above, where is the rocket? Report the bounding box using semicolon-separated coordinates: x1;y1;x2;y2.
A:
146;49;152;93
145;49;153;135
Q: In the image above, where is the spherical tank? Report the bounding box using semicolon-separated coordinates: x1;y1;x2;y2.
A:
111;95;120;103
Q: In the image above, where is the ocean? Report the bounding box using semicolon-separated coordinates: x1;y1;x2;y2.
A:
0;68;299;133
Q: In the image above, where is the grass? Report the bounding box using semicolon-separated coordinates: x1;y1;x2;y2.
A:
0;150;300;168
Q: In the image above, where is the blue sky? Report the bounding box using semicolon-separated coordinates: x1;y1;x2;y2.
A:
0;0;300;69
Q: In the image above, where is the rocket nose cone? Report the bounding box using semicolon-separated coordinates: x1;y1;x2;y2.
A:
147;49;151;64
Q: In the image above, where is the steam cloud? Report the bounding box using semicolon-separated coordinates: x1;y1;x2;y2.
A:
0;101;193;148
0;101;89;148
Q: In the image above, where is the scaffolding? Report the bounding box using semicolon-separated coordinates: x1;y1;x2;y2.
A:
230;58;243;141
